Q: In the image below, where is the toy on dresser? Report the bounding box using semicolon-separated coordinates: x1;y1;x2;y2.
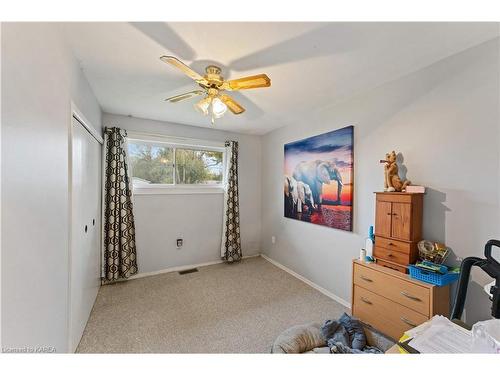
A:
379;151;411;192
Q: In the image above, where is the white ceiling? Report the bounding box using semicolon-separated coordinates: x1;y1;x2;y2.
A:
62;22;499;135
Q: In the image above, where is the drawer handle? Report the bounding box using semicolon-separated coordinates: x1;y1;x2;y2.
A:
387;253;394;257
400;291;421;302
386;213;391;216
400;317;417;327
388;242;395;246
360;275;373;282
360;297;373;305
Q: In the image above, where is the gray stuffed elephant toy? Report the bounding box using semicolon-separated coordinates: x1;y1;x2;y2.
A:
293;160;343;207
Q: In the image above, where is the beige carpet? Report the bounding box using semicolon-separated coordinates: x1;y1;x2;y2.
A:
77;256;349;353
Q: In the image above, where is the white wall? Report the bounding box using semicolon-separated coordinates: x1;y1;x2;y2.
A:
1;22;101;352
102;113;262;274
261;38;500;324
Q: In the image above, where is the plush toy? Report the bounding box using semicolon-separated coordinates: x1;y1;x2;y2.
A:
380;151;411;192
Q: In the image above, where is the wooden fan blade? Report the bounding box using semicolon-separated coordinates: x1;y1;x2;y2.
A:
160;56;207;84
165;90;204;103
223;74;271;91
220;94;245;114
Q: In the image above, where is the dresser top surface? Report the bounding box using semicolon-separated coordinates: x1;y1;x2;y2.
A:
374;191;424;195
353;259;443;290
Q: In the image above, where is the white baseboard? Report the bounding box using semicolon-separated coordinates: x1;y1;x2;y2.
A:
260;254;351;309
129;253;261;281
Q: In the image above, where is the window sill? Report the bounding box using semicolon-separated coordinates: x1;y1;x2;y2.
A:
133;187;225;195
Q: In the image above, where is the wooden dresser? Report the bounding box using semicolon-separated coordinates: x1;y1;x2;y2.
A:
374;192;423;273
352;260;449;340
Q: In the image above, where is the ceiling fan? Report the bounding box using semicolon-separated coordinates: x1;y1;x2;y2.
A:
160;56;271;125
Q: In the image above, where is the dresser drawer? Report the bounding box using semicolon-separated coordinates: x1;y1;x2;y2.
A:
377;259;408;273
376;193;412;204
353;262;430;315
376;237;411;254
374;246;410;265
353;285;428;340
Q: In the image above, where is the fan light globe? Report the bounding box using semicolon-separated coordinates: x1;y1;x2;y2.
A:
211;97;227;118
194;97;211;115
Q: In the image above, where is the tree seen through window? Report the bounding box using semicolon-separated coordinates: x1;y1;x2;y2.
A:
128;141;223;185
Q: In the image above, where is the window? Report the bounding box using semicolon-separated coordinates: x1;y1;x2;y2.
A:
175;148;223;185
127;133;225;194
128;140;174;185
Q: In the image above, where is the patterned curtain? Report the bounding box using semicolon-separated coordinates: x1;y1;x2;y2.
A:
103;127;138;282
221;140;242;262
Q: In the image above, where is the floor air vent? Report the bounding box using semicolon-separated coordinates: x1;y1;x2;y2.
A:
178;268;198;275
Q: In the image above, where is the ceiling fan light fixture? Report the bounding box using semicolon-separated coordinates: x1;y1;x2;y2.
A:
161;56;271;124
194;96;211;115
211;97;227;118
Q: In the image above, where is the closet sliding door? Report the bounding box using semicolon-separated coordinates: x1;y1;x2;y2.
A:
69;116;101;352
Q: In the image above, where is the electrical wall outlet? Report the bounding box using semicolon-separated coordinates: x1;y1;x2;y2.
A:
176;238;183;249
271;236;276;244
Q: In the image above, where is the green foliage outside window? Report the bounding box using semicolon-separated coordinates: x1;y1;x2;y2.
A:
128;141;223;185
175;148;222;184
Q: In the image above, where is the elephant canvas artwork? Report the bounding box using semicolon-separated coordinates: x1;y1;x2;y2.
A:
284;126;353;231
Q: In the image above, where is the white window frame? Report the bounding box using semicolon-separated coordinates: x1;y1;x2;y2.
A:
126;131;226;195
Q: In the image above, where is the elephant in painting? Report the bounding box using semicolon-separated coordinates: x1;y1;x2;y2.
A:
296;180;316;217
284;175;316;219
293;160;343;207
284;175;299;217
